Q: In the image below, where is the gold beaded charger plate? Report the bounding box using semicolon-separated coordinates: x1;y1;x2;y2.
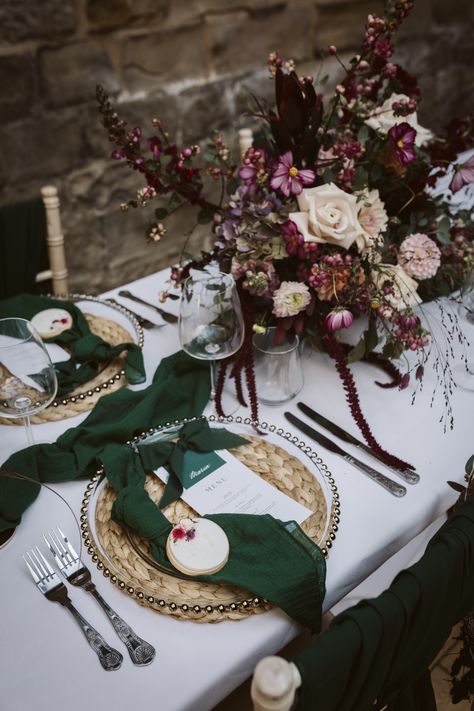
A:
82;415;340;624
0;294;144;425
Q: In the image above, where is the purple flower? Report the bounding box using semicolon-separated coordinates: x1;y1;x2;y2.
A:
325;307;354;332
449;155;474;193
388;122;417;166
270;151;315;197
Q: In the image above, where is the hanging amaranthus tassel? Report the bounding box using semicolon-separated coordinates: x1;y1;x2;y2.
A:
321;325;415;472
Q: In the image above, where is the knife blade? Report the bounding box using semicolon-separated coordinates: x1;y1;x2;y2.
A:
297;402;419;485
284;412;406;498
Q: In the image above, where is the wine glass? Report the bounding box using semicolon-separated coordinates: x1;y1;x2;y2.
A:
179;271;245;405
0;318;58;445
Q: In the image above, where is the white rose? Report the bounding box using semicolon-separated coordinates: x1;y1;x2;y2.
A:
372;263;422;310
365;93;433;147
289;183;364;250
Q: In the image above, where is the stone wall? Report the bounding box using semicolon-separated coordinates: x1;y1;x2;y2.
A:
0;0;472;293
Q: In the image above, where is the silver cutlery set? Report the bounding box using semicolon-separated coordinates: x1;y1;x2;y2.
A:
23;527;155;671
107;289;178;329
285;402;419;497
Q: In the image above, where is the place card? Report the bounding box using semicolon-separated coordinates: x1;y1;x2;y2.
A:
154;446;313;524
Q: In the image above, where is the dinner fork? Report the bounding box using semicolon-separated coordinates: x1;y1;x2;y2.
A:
118;289;178;324
23;547;123;671
44;528;155;666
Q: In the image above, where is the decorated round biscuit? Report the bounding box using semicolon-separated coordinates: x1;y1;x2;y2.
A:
166;517;229;576
31;308;73;338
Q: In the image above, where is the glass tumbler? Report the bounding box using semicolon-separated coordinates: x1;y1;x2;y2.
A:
253;327;303;405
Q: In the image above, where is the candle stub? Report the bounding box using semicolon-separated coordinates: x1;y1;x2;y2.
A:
166;517;229;576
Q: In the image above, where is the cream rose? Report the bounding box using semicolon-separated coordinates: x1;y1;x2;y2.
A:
289;183;364;250
365;93;433;147
372;263;422;310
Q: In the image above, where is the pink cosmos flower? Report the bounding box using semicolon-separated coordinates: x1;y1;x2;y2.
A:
388;122;417;166
270;151;315;197
325;307;354;331
449;155;474;193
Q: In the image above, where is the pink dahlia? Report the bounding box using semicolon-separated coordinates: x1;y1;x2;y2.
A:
270;151;315;197
325;307;354;332
397;233;441;280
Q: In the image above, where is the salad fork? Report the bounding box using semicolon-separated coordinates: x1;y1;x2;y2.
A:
44;528;155;666
23;547;123;671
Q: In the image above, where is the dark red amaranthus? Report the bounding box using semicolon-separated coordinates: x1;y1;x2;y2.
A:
321;324;415;472
215;286;259;422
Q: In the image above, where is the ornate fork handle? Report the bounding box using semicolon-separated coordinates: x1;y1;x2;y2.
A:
87;585;156;666
72;573;154;666
46;585;123;671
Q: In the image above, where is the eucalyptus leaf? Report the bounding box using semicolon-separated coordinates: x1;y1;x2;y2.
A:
465;454;474;476
347;336;366;363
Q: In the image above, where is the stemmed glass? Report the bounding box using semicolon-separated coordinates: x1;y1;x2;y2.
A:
0;318;58;445
179;271;245;405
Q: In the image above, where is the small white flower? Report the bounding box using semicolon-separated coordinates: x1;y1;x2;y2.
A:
272;281;311;318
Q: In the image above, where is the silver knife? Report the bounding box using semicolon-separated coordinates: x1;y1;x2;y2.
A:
297;402;419;485
284;412;407;497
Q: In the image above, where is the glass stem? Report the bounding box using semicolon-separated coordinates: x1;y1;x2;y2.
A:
23;411;34;446
209;360;216;400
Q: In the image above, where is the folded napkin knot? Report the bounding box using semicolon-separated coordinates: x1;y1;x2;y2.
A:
137;419;248;508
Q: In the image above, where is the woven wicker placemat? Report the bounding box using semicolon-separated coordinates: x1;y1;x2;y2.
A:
0;313;133;425
89;433;337;624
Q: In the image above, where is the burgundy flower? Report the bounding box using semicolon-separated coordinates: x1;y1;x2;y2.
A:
270;151;315;197
388;122;417;166
449;155;474;193
171;526;186;540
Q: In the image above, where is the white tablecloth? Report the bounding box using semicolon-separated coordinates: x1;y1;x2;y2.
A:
1;271;472;711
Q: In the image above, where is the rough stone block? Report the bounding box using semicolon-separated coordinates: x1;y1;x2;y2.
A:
86;0;170;32
39;41;119;109
432;0;473;26
207;4;317;75
0;111;85;185
0;0;76;43
178;79;234;144
121;24;208;93
315;0;383;51
0;54;36;124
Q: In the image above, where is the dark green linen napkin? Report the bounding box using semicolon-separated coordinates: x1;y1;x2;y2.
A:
294;498;474;710
1;349;326;632
138;419;250;507
102;445;326;633
0;351;210;530
0;199;49;300
0;293;145;395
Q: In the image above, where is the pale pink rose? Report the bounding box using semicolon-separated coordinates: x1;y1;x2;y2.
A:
372;263;422;309
356;189;388;252
289;183;364;250
397;233;441;280
272;281;311;318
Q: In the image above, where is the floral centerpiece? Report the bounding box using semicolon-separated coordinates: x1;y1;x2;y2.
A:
97;0;473;458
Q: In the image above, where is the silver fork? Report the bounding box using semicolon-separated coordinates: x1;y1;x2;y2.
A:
44;528;155;666
23;547;123;671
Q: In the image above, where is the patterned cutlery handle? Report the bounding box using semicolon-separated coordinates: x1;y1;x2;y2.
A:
64;600;123;671
344;455;407;497
91;588;156;666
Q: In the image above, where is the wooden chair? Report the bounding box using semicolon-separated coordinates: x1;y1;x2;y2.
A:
0;185;68;299
37;186;69;295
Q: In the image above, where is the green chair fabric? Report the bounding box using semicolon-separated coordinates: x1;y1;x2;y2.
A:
0;198;50;299
294;498;474;710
